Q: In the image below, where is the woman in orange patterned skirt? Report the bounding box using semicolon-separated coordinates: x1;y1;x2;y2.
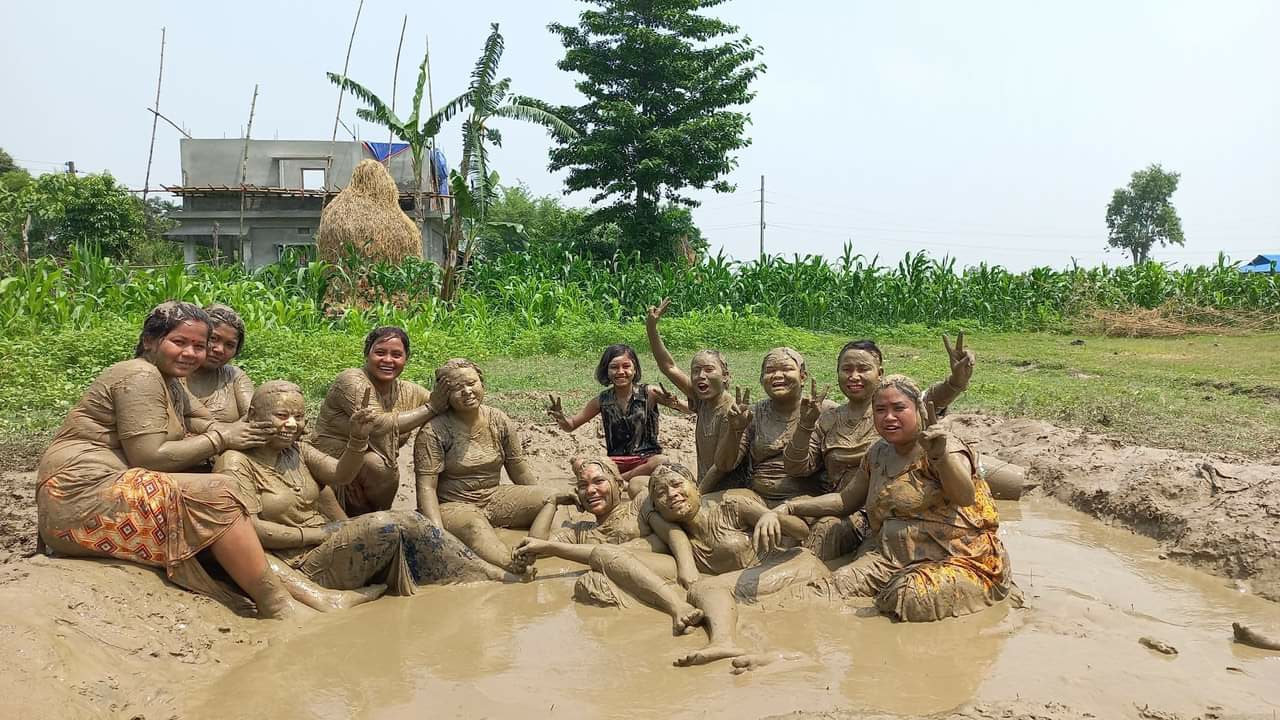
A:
36;302;302;618
766;374;1015;622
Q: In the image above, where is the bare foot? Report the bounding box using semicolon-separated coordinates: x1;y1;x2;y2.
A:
671;602;705;636
331;584;386;610
730;651;804;675
673;643;747;667
1233;622;1280;651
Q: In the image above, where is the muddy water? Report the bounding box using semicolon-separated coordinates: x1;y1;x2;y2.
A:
186;499;1280;719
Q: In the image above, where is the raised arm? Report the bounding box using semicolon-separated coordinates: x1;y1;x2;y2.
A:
919;427;976;507
306;389;378;487
546;394;601;433
645;298;695;397
782;380;829;477
714;388;753;476
926;332;975;411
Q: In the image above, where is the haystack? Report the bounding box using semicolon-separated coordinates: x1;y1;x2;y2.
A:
317;159;422;264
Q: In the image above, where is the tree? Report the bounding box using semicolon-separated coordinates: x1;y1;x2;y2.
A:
328;54;469;253
0;147;18;175
443;23;577;299
0;172;146;259
547;0;764;258
1105;164;1185;266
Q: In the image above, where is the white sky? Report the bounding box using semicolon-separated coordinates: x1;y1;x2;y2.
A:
3;0;1277;270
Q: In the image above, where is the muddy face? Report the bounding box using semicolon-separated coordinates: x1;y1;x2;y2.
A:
607;354;637;392
759;350;805;401
690;351;729;401
873;386;920;447
575;463;620;520
365;336;408;385
445;367;485;412
143;320;209;379
255;391;307;450
650;468;700;523
203;323;240;370
838;349;882;403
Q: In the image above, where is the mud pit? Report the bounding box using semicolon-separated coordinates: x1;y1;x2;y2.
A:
2;414;1279;719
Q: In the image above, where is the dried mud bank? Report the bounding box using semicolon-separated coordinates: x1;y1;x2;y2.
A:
945;414;1280;601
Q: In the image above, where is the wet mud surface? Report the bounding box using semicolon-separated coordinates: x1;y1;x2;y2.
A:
1;413;1279;719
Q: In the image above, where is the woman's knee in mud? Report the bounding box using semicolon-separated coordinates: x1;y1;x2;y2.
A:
587;544;628;573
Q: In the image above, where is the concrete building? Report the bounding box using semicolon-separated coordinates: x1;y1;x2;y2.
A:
165;138;449;269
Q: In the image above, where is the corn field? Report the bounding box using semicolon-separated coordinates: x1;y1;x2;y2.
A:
1;244;1277;338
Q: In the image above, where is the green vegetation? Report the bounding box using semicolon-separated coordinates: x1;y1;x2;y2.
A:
1106;164;1185;266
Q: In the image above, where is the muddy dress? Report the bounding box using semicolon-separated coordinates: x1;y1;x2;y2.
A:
809;437;1015;622
688;392;743;491
217;446;495;594
599;384;661;474
415;406;555;534
187;365;253;424
731;399;837;507
36;359;250;608
312;368;429;515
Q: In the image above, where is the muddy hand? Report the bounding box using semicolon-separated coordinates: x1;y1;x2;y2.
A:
427;378;453;415
651;382;679;412
646;297;672;328
224;419;273;450
917;400;948;462
727;387;753;433
349;388;376;441
546;394;568;428
753;511;783;555
513;537;548;563
943;331;975;388
799;378;829;428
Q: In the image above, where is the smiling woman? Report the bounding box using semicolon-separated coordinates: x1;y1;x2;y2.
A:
186;304;253;424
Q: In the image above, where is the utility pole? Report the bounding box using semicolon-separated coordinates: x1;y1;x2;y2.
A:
758;174;765;257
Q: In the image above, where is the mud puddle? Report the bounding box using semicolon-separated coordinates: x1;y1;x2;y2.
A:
184;498;1280;720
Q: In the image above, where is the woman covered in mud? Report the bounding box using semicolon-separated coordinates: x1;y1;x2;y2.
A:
781;336;977;558
217;381;511;606
185;303;253;424
768;375;1016;622
415;358;563;575
716;347;838;507
36;302;302;618
546;343;686;484
312;327;449;516
645;298;742;493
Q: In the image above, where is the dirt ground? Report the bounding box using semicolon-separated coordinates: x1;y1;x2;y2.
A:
1;412;1278;719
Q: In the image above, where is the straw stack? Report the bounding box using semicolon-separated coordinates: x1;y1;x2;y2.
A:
317;159;422;264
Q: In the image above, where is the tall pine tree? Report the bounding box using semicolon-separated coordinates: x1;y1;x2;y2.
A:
548;0;764;258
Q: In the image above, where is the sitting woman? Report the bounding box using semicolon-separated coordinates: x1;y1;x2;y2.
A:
312;326;448;516
216;381;511;604
36;302;300;618
415;359;560;575
546;343;686;485
717;347;838;507
185;304;253;423
772;375;1016;623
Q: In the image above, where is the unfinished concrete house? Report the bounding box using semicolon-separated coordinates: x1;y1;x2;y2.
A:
164;139;449;269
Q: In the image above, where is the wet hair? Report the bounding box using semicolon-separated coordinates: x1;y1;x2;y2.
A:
690;349;731;379
595;344;642;386
134;301;211;357
759;347;807;378
837;339;883;367
574;456;626;510
434;357;485;385
872;374;932;430
248;380;304;421
204;303;247;357
647;461;696;500
363;326;411;357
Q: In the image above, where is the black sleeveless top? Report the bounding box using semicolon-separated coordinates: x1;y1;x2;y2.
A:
598;383;662;457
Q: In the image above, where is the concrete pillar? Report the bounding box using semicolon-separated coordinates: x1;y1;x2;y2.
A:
183;238;197;267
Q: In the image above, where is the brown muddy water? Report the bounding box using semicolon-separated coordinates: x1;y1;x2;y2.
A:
186;498;1280;719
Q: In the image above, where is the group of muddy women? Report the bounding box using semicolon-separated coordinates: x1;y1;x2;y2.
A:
35;299;1027;669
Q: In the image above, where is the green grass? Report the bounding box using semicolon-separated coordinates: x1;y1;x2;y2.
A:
8;324;1273;461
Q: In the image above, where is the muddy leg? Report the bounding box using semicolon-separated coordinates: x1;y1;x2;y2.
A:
1233;622;1280;651
982;457;1029;501
730;651;805;675
674;583;747;667
589;545;702;635
391;510;513;583
448;513;527;575
268;555;384;612
209;516;299;619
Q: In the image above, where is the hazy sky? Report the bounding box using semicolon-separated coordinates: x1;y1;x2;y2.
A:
3;0;1277;270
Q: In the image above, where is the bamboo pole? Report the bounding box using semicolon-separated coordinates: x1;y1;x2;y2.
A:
142;27;166;203
238;84;258;267
146;108;192;139
387;14;408;161
326;0;365;199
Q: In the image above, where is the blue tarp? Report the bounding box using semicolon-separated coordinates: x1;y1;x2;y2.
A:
431;148;448;195
363;141;410;162
1240;254;1280;273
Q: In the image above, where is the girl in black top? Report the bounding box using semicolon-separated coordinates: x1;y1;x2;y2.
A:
546;344;687;487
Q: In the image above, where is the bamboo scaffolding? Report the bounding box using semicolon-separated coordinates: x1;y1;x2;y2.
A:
141;27;166;204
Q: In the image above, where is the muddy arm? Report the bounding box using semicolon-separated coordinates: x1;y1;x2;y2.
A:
232;368;254;419
304;439;371;489
781;423;822;478
732;495;809;542
506;457;539;486
784;465;869;518
557;395;601;433
122;430;224;472
250;513;328;550
713;422;750;480
931;448;976;507
645;316;695;397
648;512;700;588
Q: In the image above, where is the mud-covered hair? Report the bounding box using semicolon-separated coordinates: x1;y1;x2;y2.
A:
760;347;807;378
690;349;731;379
205;303;247;357
872;374;932;430
574;456;626;509
249;380;304;420
837;339;883;367
363;326;411;357
134;301;211;357
595;344;642;386
647;461;696;499
435;357;485;385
